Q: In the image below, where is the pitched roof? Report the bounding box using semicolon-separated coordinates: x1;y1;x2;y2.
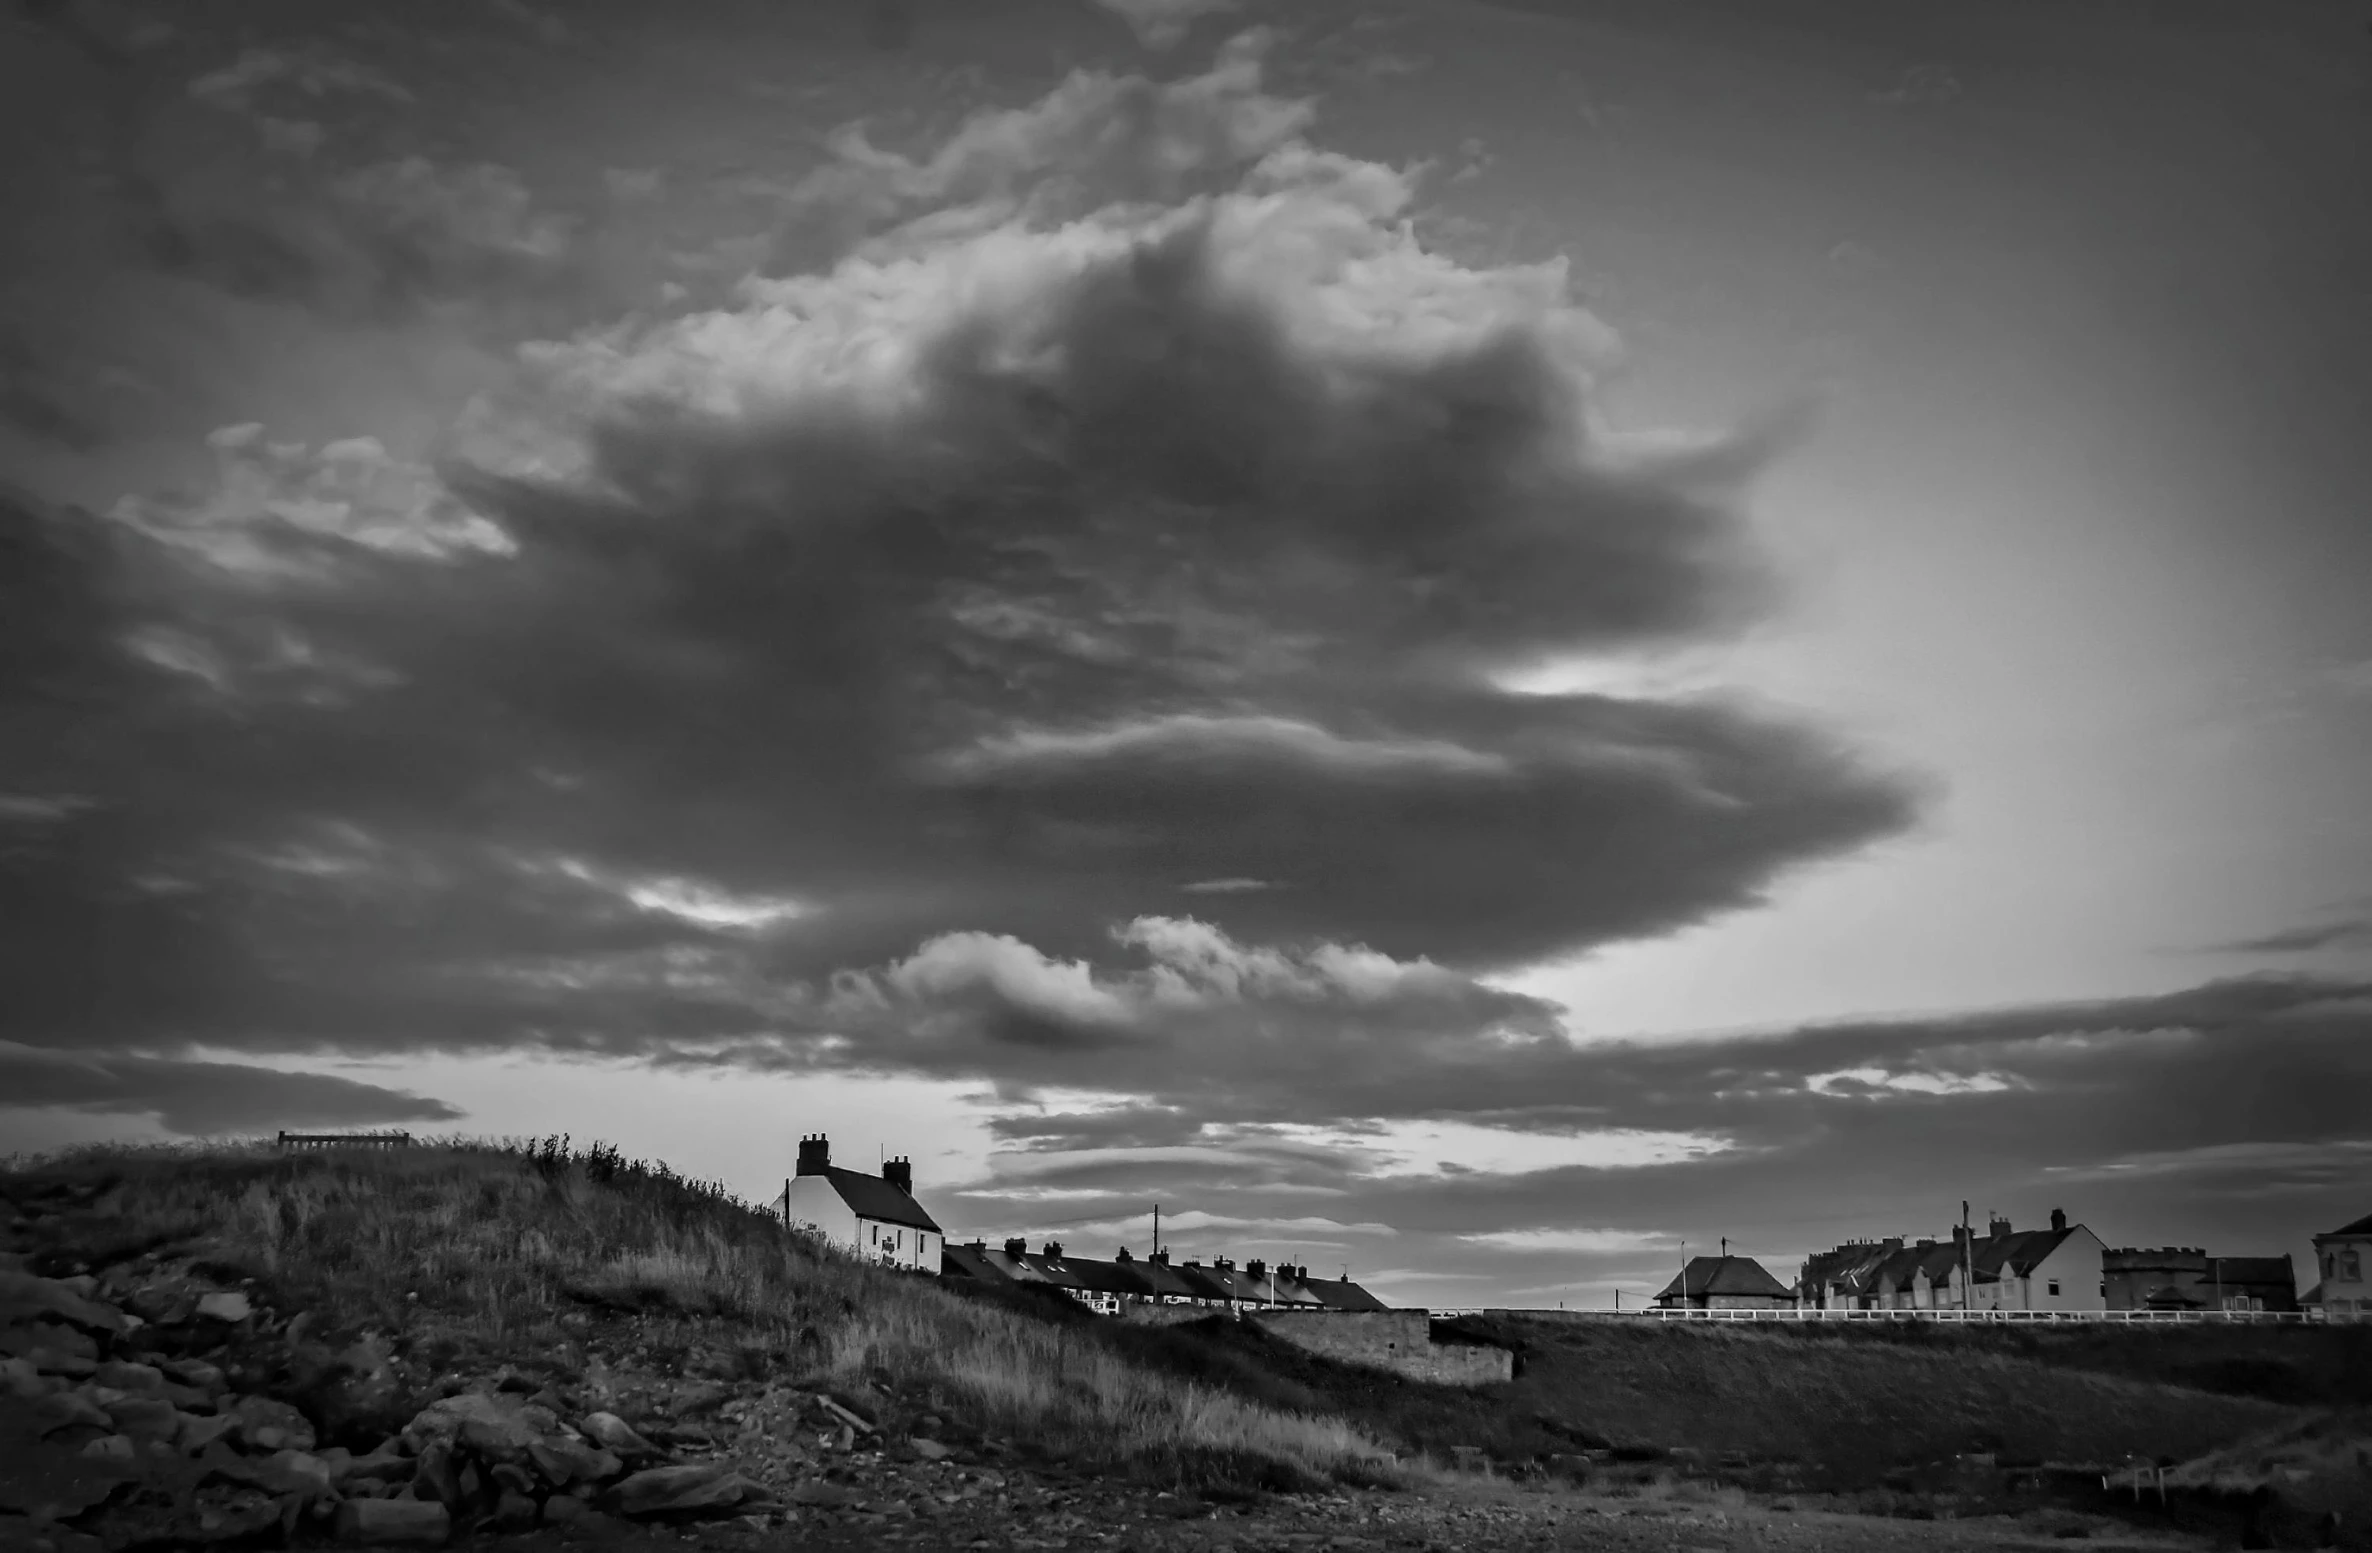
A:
1972;1227;2076;1279
2317;1212;2372;1239
1657;1255;1794;1301
1294;1273;1389;1311
819;1166;941;1234
1171;1262;1239;1303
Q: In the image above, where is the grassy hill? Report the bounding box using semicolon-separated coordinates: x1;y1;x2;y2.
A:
4;1138;2338;1506
0;1139;1396;1493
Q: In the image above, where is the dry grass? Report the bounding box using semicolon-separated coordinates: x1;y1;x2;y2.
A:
0;1138;1399;1488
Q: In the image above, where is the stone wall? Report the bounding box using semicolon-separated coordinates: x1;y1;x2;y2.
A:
1244;1310;1513;1386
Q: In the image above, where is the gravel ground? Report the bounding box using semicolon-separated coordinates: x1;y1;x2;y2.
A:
498;1472;2212;1553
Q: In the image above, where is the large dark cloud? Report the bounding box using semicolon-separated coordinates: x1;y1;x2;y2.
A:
0;1048;462;1137
1;29;1918;1146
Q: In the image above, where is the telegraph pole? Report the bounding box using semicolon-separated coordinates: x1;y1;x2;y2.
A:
1960;1201;1972;1311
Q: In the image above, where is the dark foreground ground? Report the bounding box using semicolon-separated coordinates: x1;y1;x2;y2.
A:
479;1474;2217;1553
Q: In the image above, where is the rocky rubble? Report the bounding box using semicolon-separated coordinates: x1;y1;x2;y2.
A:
2;1250;1008;1551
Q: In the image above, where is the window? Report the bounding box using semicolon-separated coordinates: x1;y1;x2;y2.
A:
2345;1250;2363;1282
869;1224;878;1246
2047;1280;2060;1297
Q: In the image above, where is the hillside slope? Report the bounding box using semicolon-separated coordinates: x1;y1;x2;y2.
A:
2;1140;1398;1548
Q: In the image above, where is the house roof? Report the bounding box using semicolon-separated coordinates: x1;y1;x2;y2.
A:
818;1166;941;1234
2316;1212;2372;1240
1971;1227;2076;1279
1133;1258;1204;1300
1292;1273;1389;1311
1657;1255;1794;1301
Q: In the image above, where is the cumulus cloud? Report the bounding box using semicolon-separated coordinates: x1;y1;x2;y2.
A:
4;36;1920;1166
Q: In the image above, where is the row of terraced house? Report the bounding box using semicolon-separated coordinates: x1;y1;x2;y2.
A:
776;1134;1391;1314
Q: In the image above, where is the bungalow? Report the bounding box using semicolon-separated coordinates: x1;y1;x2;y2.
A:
780;1135;942;1274
2308;1212;2372;1316
1655;1255;1796;1310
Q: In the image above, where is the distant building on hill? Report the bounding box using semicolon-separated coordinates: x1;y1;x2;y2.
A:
2104;1248;2299;1312
940;1239;1389;1315
1801;1209;2106;1312
2308;1212;2372;1316
1654;1255;1796;1310
780;1134;942;1275
1953;1209;2106;1312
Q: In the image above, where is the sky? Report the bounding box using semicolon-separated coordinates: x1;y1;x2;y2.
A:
3;0;2369;1310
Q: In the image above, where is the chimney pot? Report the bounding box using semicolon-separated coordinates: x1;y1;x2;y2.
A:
796;1135;830;1176
1116;1246;1134;1262
883;1155;913;1194
1003;1237;1026;1259
1043;1241;1063;1259
2050;1207;2067;1233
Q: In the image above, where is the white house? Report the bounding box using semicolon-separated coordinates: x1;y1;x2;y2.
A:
2309;1211;2371;1316
780;1135;941;1275
1946;1209;2106;1312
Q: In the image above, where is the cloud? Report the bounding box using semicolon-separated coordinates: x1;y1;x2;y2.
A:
2205;917;2372;954
1090;0;1246;52
0;1046;461;1136
4;37;1918;1153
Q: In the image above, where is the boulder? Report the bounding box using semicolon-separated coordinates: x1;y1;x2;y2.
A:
100;1395;181;1443
403;1393;556;1463
1;1322;97;1364
0;1274;127;1338
336;1447;417;1487
492;1489;539;1530
193;1291;253;1324
176;1412;238;1454
609;1462;769;1520
31;1388;114;1437
576;1412;659;1458
527;1436;621;1488
79;1433;137;1463
93;1361;165;1395
256;1449;337;1500
334;1497;451;1546
162;1357;227;1393
227;1395;316;1454
910;1437;953;1462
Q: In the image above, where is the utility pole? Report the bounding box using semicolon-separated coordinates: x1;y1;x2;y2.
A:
1960;1201;1972;1312
1153;1203;1159;1257
1678;1240;1688;1309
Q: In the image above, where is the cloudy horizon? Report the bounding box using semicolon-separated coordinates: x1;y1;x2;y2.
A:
4;0;2367;1309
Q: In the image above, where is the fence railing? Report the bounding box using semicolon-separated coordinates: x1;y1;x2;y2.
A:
275;1131;413;1149
1469;1305;2333;1324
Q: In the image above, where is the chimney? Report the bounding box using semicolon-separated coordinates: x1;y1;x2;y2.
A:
796;1134;829;1176
1952;1225;1970;1249
1116;1246;1134;1262
1246;1258;1267;1281
968;1239;986;1254
1149;1248;1170;1266
882;1155;913;1194
1003;1237;1027;1259
2050;1207;2067;1233
1989;1215;2012;1240
1213;1256;1234;1273
1916;1238;1936;1249
1042;1241;1063;1259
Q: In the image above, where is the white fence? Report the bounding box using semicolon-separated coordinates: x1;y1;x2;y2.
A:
1458;1305;2338;1325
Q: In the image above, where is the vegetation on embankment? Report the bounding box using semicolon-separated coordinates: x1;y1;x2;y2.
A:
0;1139;1399;1492
1423;1314;2311;1486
